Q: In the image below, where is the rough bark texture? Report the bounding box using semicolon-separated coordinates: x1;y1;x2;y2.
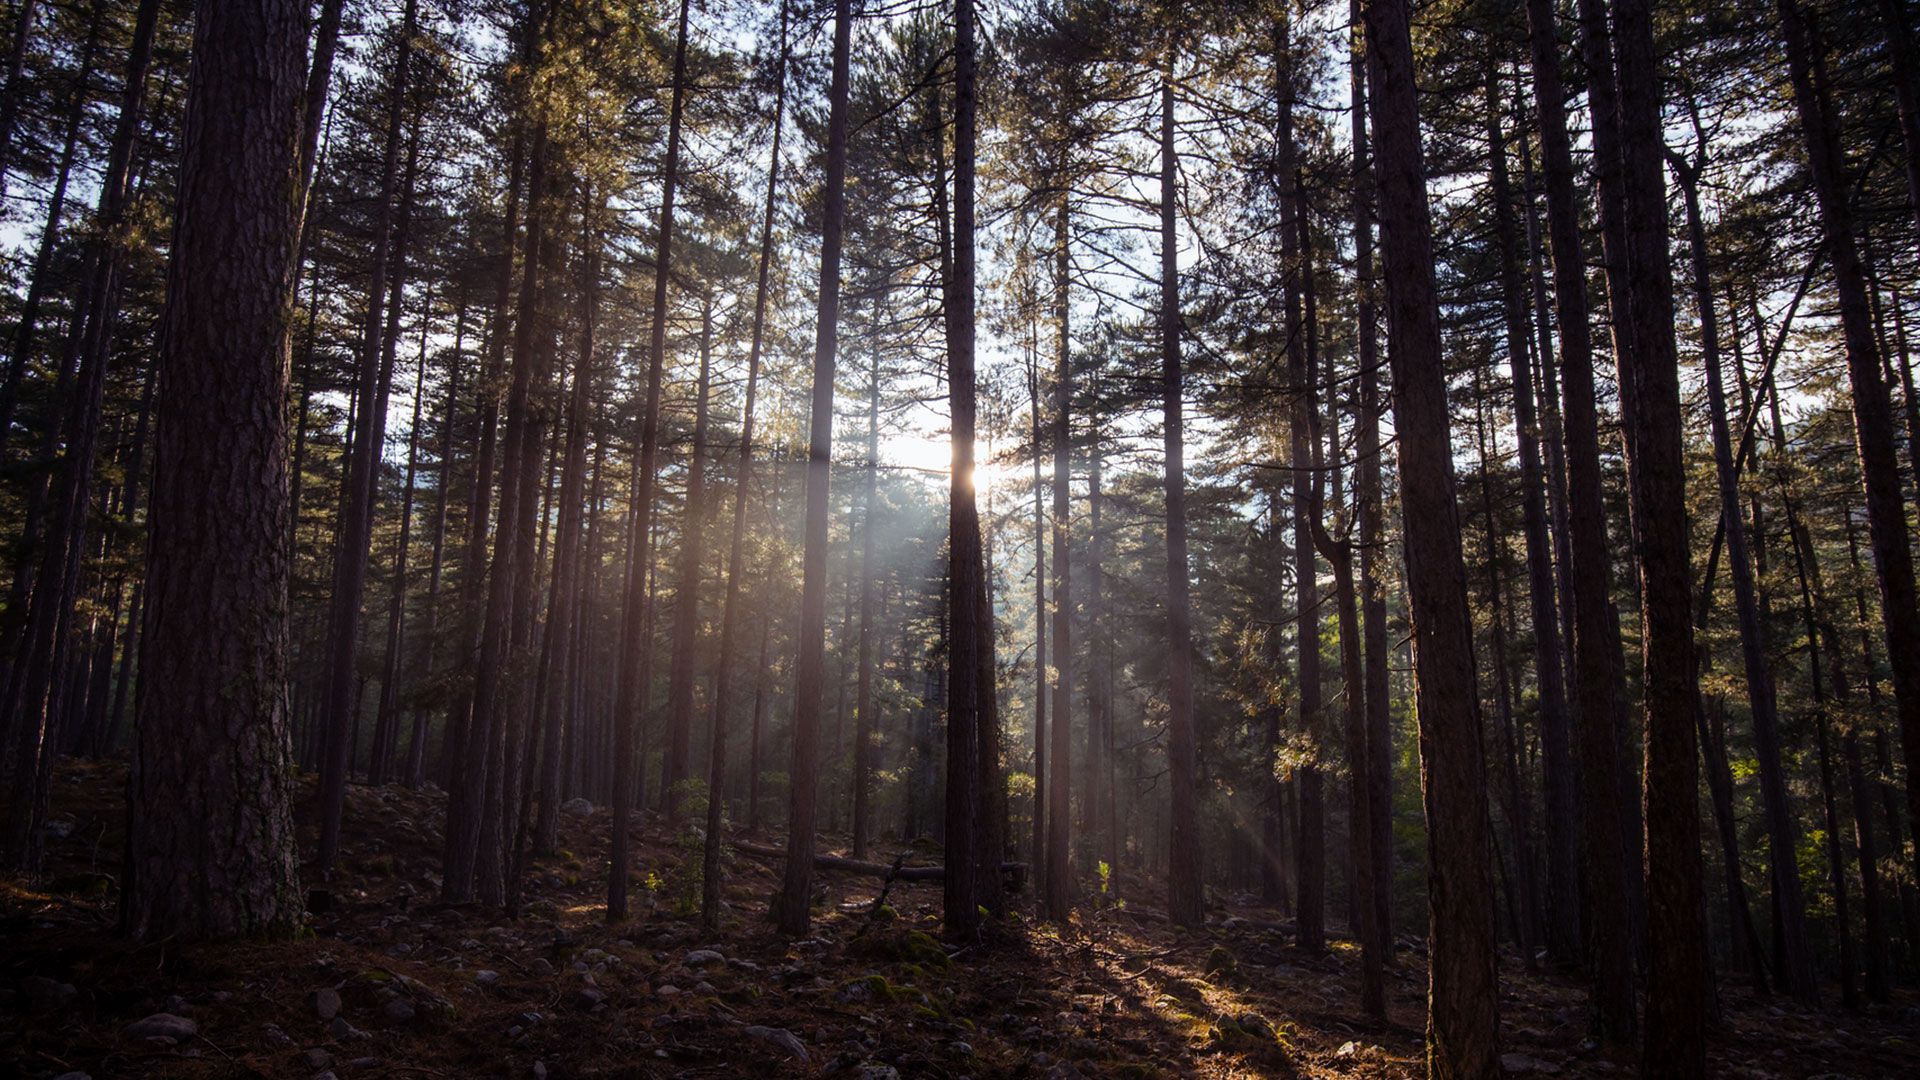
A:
1045;197;1073;922
124;0;306;942
1362;1;1499;1074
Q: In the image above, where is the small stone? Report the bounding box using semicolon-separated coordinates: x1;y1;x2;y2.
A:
383;998;416;1024
530;958;554;976
124;1013;198;1041
952;1042;973;1056
51;1072;90;1080
1500;1053;1562;1075
162;994;192;1015
656;984;682;997
330;1016;369;1041
693;981;716;995
532;1062;549;1080
684;949;725;967
475;969;500;986
263;1024;293;1046
305;1048;333;1069
311;988;343;1020
561;797;594;815
581;948;609;964
313;1072;339;1080
858;1066;901;1080
744;1025;809;1064
1336;1040;1360;1058
572;986;607;1008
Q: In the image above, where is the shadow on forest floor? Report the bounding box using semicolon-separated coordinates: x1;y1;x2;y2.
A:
2;759;1916;1078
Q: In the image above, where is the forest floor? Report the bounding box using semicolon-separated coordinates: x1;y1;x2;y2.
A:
2;761;1915;1079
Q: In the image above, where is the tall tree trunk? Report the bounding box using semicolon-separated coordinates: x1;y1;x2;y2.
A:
530;217;601;856
317;0;421;871
1045;196;1073;921
1778;0;1920;881
772;0;850;938
1304;209;1382;1014
702;7;786;921
1593;0;1710;1063
1277;10;1322;951
608;0;691;919
1361;1;1500;1073
408;303;466;788
853;344;879;858
0;0;38;203
1159;43;1203;931
1485;59;1576;968
1526;0;1637;1042
1028;343;1047;903
124;0;306;942
1349;4;1393;955
663;297;717;819
371;285;432;787
1473;369;1540;977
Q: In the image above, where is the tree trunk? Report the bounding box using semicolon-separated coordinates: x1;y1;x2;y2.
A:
772;0;850;937
1594;0;1710;1065
1526;0;1638;1042
1276;10;1323;952
317;0;420;871
1045;196;1073;921
663;296;717;819
1361;1;1500;1073
124;0;306;942
1159;45;1203;931
1349;4;1394;956
1485;59;1576;969
853;343;879;857
702;8;787;923
608;0;691;919
371;280;432;787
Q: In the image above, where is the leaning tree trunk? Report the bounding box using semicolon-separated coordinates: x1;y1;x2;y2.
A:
124;0;306;942
1362;0;1499;1073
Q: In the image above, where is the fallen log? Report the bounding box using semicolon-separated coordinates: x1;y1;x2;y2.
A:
730;839;1028;892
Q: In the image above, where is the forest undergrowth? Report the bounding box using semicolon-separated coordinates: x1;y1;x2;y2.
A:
2;761;1914;1079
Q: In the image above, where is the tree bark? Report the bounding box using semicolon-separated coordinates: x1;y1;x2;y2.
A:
1045;196;1073;921
1361;1;1500;1073
1526;0;1637;1042
702;8;786;924
1159;42;1203;931
663;296;717;819
773;0;850;937
608;0;692;919
317;0;421;871
124;0;306;942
